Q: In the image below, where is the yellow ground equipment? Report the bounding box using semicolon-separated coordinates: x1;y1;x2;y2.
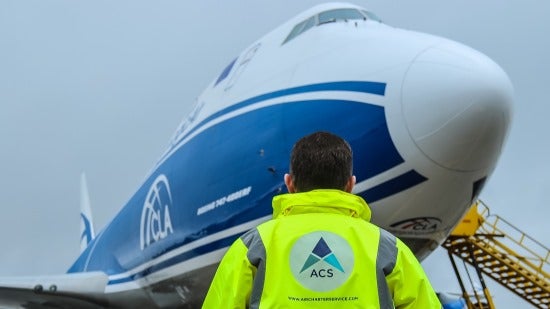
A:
442;200;550;308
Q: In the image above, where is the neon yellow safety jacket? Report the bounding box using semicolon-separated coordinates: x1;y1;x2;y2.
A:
203;189;441;308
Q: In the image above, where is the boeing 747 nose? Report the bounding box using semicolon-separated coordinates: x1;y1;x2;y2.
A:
402;42;513;172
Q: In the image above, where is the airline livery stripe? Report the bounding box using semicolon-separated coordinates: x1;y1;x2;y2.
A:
106;215;271;283
358;170;427;203
108;231;242;285
182;81;386;143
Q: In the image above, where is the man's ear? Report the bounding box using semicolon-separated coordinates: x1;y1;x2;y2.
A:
284;173;296;193
344;175;356;193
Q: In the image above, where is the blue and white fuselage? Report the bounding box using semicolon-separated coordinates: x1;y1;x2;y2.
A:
0;3;512;308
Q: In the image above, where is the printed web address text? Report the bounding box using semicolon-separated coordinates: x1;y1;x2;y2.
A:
288;296;359;302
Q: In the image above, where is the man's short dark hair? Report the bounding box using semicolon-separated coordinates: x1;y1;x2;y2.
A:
290;131;353;192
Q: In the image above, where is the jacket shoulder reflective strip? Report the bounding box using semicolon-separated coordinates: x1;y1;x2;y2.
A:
240;228;266;309
376;228;398;309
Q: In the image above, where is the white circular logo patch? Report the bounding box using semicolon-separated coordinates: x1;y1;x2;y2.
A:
289;231;354;292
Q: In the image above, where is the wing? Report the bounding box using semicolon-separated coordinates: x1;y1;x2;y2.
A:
0;271;108;308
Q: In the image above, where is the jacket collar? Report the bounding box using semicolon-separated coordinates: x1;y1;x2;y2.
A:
272;189;371;221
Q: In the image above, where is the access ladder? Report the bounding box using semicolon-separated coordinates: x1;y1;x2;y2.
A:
442;200;550;308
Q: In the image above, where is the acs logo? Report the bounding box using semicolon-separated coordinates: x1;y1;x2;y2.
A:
289;231;354;292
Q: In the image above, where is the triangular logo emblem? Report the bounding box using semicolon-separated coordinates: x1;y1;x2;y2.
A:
300;237;345;273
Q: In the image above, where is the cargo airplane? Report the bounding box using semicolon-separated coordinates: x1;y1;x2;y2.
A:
0;3;512;308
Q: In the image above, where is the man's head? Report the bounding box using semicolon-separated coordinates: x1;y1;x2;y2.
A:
284;131;355;193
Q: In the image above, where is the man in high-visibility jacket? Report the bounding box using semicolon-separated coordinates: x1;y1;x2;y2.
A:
203;131;441;308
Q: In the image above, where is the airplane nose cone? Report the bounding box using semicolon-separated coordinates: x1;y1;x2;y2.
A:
402;43;513;172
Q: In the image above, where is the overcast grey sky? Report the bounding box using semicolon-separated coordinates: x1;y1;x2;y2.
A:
1;1;549;308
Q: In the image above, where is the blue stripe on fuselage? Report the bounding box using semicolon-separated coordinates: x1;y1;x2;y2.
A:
358;170;427;203
178;81;386;147
108;231;243;285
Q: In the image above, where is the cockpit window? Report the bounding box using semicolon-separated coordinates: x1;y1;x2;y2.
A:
283;8;381;44
361;10;382;23
318;9;365;24
283;16;316;44
215;58;237;87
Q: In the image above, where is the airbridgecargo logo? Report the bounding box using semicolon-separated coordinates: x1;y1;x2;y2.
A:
289;231;354;292
389;217;441;235
140;174;174;250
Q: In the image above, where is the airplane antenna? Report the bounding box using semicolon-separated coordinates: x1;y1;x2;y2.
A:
80;172;96;252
